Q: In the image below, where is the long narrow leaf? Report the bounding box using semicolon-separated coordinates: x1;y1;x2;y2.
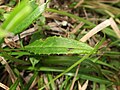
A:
9;79;20;90
0;0;47;39
25;36;94;54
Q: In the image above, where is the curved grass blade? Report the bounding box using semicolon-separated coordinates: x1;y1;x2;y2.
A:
9;79;20;90
0;0;47;39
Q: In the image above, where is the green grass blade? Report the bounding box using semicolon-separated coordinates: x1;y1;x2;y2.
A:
12;3;46;34
100;84;106;90
47;73;56;90
23;72;38;90
0;0;47;41
1;0;32;32
39;34;105;90
9;79;20;90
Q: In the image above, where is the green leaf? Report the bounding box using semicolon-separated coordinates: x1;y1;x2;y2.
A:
47;73;57;90
9;79;19;90
100;84;106;90
0;28;12;38
30;57;39;67
25;36;94;54
23;72;38;90
0;0;47;38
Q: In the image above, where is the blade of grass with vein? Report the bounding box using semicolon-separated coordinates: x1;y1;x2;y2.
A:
38;66;111;84
14;68;25;90
0;0;48;42
9;79;20;90
60;76;72;90
47;73;56;90
1;0;32;32
95;60;118;71
76;74;111;84
0;50;29;64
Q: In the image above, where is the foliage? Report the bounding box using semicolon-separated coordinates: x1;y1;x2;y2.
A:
0;0;120;90
25;36;93;54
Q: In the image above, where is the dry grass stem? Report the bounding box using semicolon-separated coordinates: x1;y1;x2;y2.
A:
70;21;85;90
105;10;120;24
0;56;17;83
97;0;120;3
80;18;120;42
2;27;37;48
74;0;84;8
70;64;80;90
78;81;82;90
70;22;84;34
0;82;9;90
43;13;69;22
43;74;49;90
81;80;89;90
78;80;88;90
0;56;20;90
80;18;111;42
109;18;120;38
